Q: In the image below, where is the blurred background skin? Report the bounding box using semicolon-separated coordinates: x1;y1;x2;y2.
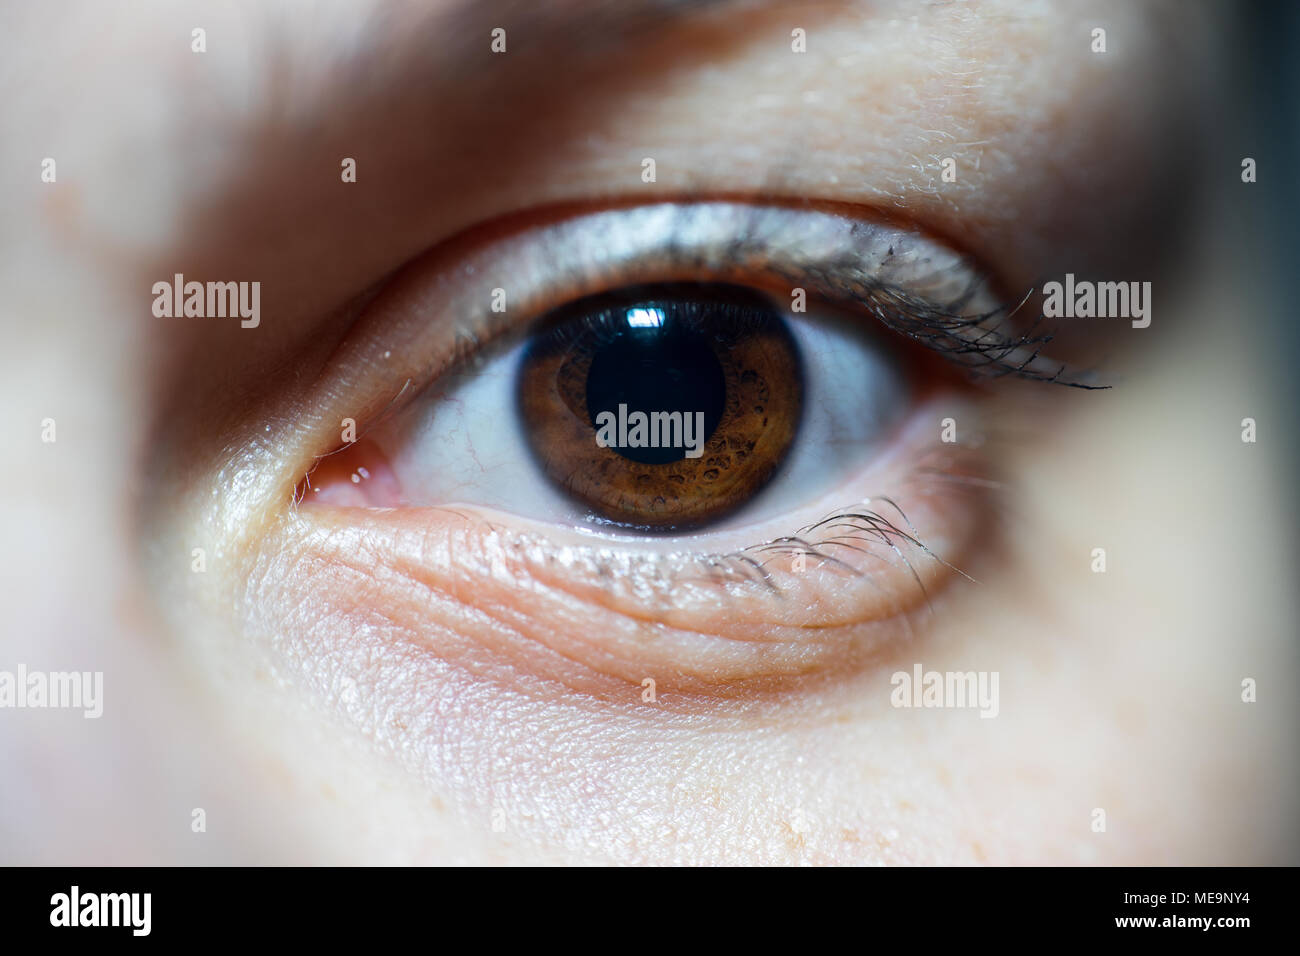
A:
0;0;1295;864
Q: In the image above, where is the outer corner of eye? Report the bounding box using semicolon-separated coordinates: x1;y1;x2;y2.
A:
278;203;1007;693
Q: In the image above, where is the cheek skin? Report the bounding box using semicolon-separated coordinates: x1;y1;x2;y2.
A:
254;396;994;701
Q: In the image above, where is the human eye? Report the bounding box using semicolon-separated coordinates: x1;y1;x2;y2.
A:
231;198;1092;693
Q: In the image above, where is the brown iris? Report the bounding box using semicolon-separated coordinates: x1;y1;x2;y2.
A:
516;283;803;531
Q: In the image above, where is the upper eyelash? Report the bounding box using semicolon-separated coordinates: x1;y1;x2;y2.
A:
659;201;1105;389
785;261;1106;389
437;200;1105;393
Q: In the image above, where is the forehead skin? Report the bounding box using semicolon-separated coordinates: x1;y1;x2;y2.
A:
14;0;1189;338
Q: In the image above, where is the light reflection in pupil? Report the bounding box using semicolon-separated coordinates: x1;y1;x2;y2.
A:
585;304;725;465
625;307;664;328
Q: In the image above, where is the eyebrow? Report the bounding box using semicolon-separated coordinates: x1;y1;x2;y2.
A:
379;0;748;80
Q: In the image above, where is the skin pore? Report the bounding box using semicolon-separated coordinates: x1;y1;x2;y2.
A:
3;0;1295;864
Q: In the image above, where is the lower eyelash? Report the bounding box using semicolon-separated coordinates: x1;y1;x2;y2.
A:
729;497;979;595
684;438;999;603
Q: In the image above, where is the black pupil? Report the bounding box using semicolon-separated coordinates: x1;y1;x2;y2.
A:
585;307;725;465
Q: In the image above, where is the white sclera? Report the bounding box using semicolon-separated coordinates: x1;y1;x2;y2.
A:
371;303;908;535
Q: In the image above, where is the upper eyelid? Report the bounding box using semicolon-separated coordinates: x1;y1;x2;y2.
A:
330;198;1075;403
379;197;1092;395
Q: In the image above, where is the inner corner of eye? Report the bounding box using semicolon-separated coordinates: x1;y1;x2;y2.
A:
293;432;404;509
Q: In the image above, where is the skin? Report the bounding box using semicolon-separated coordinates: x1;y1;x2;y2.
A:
2;0;1295;864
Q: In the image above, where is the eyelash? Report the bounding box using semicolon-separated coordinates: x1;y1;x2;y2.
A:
784;263;1105;390
692;431;998;600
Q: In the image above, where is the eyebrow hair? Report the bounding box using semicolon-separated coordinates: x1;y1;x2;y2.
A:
374;0;755;92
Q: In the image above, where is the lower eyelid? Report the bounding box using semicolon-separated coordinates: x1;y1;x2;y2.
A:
258;397;994;697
